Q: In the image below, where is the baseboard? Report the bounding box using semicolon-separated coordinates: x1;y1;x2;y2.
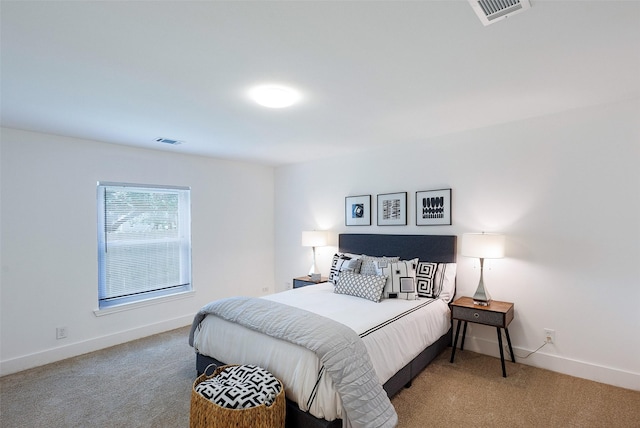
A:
0;315;193;377
458;336;640;391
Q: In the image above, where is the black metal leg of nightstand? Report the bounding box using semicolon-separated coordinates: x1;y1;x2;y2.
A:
497;327;507;377
450;320;462;363
505;328;515;363
460;321;468;350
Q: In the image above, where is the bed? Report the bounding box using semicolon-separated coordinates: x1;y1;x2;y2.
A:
189;233;457;428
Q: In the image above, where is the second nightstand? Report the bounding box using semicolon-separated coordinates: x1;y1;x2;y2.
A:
293;276;328;289
449;296;515;377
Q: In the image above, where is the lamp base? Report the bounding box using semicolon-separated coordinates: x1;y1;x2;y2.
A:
308;264;319;276
309;273;321;282
472;257;491;306
308;246;321;276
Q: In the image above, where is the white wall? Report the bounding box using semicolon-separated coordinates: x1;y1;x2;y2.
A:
3;98;638;389
0;128;275;375
274;98;640;390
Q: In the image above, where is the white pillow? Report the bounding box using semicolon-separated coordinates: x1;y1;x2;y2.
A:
435;263;457;303
334;272;387;302
375;258;419;300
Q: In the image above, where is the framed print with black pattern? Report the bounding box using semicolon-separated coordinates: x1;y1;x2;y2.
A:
377;192;407;226
416;188;452;226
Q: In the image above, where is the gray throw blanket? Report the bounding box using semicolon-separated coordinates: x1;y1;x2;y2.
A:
189;296;398;428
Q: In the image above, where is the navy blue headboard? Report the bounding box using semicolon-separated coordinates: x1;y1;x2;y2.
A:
338;234;457;263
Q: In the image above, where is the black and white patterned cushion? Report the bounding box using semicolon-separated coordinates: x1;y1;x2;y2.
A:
416;262;438;298
359;255;400;276
334;272;387;302
375;258;419;299
416;262;457;301
195;365;281;409
329;253;362;284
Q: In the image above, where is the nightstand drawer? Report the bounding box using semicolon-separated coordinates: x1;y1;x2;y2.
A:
293;276;328;289
452;305;504;327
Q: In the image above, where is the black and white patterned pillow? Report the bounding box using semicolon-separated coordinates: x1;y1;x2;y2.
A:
416;262;457;301
375;258;419;299
416;262;438;298
329;253;362;284
359;255;400;276
334;272;387;302
195;365;281;409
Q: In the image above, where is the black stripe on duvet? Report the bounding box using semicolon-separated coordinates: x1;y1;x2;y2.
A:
306;366;325;409
305;298;438;410
359;298;437;339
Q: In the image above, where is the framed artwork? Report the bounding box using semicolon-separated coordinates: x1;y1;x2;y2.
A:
345;195;371;226
377;192;407;226
416;188;452;226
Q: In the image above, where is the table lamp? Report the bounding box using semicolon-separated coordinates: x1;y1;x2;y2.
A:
301;231;328;276
461;232;505;306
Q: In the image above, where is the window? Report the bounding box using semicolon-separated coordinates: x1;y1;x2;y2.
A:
97;182;191;309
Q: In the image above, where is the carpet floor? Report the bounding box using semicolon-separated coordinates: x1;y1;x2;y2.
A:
1;326;638;427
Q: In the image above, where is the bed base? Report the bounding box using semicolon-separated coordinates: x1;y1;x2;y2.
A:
194;233;456;428
195;327;451;428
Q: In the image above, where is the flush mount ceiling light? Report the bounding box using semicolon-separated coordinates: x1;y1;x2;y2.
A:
249;84;301;108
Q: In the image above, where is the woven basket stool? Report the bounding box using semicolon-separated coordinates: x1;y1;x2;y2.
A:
190;364;286;428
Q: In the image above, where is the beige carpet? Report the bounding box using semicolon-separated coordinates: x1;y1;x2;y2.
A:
1;326;638;427
393;350;640;427
0;327;194;427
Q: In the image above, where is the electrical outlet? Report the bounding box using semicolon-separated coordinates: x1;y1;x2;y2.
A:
544;328;555;344
56;327;68;340
261;287;269;292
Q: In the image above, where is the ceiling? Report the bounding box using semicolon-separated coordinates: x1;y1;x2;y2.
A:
2;1;639;166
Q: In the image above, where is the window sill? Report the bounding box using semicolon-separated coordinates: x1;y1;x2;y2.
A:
93;290;196;317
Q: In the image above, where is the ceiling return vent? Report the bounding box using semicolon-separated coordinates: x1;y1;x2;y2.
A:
155;137;183;145
468;0;531;26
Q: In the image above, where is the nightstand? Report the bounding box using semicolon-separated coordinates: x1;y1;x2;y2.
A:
449;296;515;377
293;276;328;289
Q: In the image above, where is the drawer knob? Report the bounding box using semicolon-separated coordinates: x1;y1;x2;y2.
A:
473;312;480;318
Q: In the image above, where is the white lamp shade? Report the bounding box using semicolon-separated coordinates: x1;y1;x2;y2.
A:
461;233;505;259
301;231;328;247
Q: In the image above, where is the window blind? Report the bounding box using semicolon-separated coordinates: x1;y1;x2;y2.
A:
97;182;191;309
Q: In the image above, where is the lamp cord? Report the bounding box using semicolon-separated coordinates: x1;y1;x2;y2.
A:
501;331;548;359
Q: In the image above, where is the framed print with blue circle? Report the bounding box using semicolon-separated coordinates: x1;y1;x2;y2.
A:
345;195;371;226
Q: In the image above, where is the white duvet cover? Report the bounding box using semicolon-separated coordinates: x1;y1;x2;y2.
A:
192;282;451;422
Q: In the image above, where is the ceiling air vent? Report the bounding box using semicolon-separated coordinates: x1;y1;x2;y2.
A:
468;0;531;26
155;137;183;145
